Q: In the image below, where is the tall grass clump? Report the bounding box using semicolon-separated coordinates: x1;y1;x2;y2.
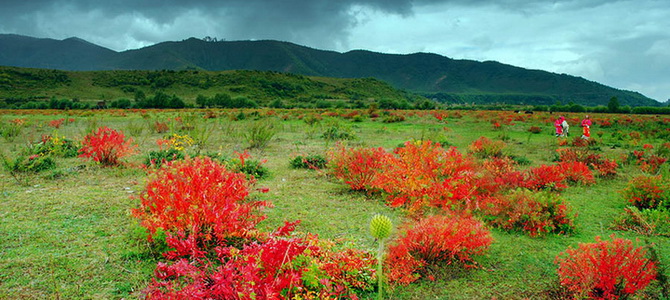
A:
244;120;276;149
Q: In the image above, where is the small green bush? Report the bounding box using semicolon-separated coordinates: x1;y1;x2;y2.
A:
290;155;327;170
612;206;670;236
201;153;269;180
4;155;57;173
31;135;80;158
234;159;269;180
144;149;185;168
321;125;355;140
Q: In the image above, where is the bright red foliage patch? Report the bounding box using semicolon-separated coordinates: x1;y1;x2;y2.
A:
327;144;390;191
145;227;376;299
523;164;568;192
373;141;477;213
481;189;575;237
555;235;657;299
132;156;269;242
558;161;595;185
620;175;669;210
385;213;493;285
78;126;136;166
468;136;506;159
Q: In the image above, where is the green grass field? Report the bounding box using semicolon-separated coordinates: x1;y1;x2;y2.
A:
1;108;669;299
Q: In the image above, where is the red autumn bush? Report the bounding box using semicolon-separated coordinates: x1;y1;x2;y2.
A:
469;136;506;158
528;126;542;134
153;121;169;133
630;148;668;174
78;126;136;166
132;156;270;242
640;155;667;174
558;161;595;185
557;148;618;178
556;148;601;166
386;213;493;285
482;157;525;191
373;141;476;213
144;224;376;299
327;145;390;191
620;175;670;210
48;118;65;128
592;158;618;178
481;189;575;237
555;235;657;299
523;164;568;191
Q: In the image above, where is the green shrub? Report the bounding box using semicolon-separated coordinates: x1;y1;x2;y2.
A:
4;155;57;173
612;206;670;236
31;135;80;158
382;114;405;123
290;155;327;170
321;125;355;140
234;159;269;180
620;175;670;210
144;149;185;168
201;152;269;180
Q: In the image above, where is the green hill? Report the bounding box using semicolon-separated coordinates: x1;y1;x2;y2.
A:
0;66;421;108
0;34;660;107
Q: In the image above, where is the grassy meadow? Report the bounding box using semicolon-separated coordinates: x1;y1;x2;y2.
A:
1;108;670;299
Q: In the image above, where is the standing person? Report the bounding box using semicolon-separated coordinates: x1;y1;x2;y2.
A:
581;115;592;139
561;117;569;137
555;116;564;137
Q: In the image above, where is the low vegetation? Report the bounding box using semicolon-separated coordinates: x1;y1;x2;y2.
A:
1;108;669;299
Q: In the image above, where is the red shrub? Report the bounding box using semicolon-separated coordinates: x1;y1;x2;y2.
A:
528;126;542;134
153;121;169;133
373;141;476;213
592;158;618;178
132;156;270;242
557;148;618;178
386;213;493;285
556;148;590;164
555;235;657;299
523;164;568;191
481;189;575;237
620;175;669;210
640;155;667;174
571;136;590;147
145;229;376;299
469;136;506;158
327;145;390;191
78;126;136;166
558;161;595;185
629;146;667;174
9;118;26;126
481;157;525;191
482;157;517;177
48;118;65;128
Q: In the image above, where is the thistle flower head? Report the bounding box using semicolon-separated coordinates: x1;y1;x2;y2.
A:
370;214;392;240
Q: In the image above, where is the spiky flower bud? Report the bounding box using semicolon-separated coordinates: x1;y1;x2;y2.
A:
370;214;392;240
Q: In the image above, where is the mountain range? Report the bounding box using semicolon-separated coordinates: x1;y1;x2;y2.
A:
0;34;660;107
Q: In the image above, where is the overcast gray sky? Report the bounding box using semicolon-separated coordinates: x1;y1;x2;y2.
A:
1;0;668;102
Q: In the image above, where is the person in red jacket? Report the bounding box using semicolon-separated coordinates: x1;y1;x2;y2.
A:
581;115;592;139
555;116;565;137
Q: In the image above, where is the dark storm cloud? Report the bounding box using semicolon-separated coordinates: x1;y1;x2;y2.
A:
0;0;623;48
1;0;669;101
0;0;421;50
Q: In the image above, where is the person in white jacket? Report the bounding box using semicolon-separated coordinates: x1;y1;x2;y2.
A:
561;118;569;137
